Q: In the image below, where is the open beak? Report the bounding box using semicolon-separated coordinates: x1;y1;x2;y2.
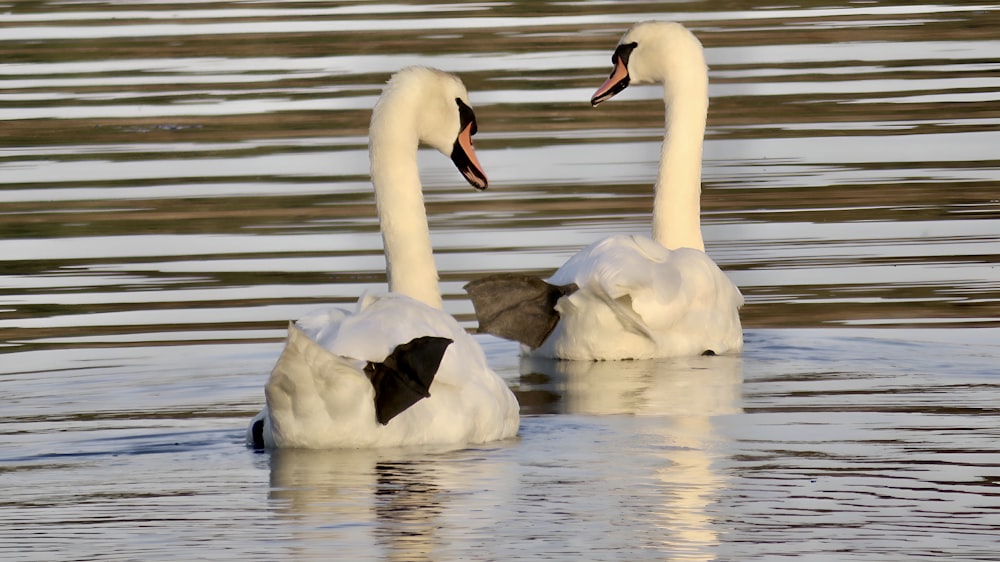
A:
591;52;631;106
450;121;488;190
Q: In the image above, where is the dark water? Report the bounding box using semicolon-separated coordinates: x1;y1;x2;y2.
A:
2;1;1000;560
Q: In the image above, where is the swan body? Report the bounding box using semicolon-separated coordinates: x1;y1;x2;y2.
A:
466;22;743;361
251;293;518;448
534;234;742;360
248;67;519;448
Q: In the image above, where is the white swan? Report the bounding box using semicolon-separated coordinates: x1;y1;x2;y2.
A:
247;66;519;448
466;22;743;360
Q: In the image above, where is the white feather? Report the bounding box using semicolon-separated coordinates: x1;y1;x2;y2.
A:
538;234;743;360
254;294;518;448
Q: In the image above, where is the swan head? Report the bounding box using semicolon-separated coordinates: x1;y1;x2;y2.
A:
374;66;488;190
591;21;706;106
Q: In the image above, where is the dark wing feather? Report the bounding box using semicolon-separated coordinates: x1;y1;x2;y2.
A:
464;274;577;349
365;336;453;425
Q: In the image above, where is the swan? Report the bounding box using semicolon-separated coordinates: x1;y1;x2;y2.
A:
465;22;743;360
247;66;519;448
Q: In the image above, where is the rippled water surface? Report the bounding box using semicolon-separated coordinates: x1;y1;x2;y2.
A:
3;1;1000;560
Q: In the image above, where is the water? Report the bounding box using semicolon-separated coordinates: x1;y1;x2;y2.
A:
2;1;1000;559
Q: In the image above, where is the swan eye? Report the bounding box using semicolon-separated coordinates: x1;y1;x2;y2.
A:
612;41;639;69
455;97;478;135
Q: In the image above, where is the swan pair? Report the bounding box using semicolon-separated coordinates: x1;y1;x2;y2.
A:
247;21;743;449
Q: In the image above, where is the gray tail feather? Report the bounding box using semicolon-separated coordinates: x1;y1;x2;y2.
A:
464;274;577;349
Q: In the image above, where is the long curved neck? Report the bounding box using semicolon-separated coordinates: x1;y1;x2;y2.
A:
652;58;708;252
369;103;442;309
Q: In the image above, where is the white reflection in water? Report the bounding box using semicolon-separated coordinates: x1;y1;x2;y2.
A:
1;4;992;41
0;181;364;203
0;73;334;92
263;355;744;561
7;38;997;79
0;232;383;261
0;4;482;24
0;96;378;121
520;355;742;560
0;150;362;184
268;444;517;561
710;76;1000;98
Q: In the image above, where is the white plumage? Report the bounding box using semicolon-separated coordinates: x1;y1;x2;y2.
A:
467;22;743;360
248;67;519;448
536;234;743;360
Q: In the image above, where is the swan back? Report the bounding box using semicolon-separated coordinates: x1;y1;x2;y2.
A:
259;294;519;448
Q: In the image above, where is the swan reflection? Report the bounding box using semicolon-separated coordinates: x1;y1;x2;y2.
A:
269;447;448;561
518;354;742;561
518;353;742;417
265;355;741;561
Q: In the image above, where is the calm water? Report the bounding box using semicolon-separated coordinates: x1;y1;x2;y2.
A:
3;1;1000;560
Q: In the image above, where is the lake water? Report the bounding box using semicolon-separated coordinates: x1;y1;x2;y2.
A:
3;1;1000;560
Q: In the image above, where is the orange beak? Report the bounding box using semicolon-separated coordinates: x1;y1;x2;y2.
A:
591;51;631;106
451;121;488;190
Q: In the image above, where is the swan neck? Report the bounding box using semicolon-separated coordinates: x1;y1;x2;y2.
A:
652;65;707;252
369;111;442;309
